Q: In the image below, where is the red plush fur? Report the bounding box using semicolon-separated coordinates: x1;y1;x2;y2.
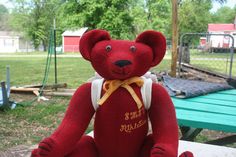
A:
31;30;193;157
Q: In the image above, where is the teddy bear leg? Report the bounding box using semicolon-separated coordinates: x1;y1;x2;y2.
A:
138;134;154;157
65;135;98;157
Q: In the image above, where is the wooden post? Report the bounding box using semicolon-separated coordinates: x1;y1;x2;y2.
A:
170;0;178;77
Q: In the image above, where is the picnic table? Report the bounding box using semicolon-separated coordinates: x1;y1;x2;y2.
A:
172;89;236;145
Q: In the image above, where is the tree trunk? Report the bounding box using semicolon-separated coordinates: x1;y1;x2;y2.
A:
43;40;47;52
170;0;178;77
182;44;190;64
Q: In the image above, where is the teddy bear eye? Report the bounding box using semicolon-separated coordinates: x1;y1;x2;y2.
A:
105;45;112;52
130;46;136;52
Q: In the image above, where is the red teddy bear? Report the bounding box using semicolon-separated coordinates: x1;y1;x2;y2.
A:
31;30;193;157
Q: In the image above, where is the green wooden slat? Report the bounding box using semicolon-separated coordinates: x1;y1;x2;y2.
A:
217;89;236;95
176;109;236;132
172;98;236;116
193;93;236;102
172;97;236;108
172;90;236;133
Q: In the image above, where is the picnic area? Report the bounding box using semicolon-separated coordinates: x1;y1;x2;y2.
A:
1;0;236;157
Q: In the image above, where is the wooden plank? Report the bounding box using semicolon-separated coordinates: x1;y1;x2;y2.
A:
206;135;236;145
43;92;74;97
176;109;236;132
188;93;236;102
181;63;229;79
173;98;236;116
179;97;236;107
11;87;40;92
217;89;236;95
23;83;67;89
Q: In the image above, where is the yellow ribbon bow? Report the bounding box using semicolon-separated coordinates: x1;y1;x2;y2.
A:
98;77;144;109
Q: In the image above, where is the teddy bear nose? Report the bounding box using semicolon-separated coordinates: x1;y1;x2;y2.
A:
114;60;132;67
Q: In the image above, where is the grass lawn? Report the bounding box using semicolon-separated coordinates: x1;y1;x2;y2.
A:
0;55;96;150
0;53;235;150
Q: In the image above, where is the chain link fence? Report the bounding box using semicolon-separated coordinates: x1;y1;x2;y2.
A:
178;33;235;80
180;49;235;78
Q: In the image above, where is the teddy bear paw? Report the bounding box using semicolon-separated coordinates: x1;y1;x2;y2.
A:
151;144;176;157
179;151;194;157
31;137;63;157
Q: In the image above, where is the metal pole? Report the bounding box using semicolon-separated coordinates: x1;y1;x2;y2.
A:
6;66;10;94
178;34;185;77
53;18;58;89
229;38;234;79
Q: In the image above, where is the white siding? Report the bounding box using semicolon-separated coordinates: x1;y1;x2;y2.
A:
209;31;236;48
0;35;20;53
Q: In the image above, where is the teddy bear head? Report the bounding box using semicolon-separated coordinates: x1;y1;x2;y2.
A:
79;29;166;80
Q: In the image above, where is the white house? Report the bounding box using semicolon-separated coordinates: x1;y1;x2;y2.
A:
208;23;236;48
0;31;35;53
0;31;20;53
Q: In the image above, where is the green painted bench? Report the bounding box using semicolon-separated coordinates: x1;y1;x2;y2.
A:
172;89;236;145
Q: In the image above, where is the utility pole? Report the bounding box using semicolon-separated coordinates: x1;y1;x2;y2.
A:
170;0;178;77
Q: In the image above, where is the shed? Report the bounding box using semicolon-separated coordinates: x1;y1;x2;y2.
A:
0;31;36;53
62;27;88;53
207;22;236;48
0;31;20;53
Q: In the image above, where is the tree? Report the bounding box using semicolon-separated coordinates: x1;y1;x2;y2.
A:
57;0;134;39
212;6;236;23
129;0;148;35
179;0;212;34
9;0;61;50
0;4;8;14
0;4;10;30
145;0;172;38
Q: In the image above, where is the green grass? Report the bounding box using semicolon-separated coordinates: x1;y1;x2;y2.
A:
0;56;95;88
190;49;232;58
0;97;68;150
0;55;96;150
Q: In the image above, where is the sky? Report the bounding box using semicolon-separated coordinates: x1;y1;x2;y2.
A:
211;0;236;12
0;0;13;9
0;0;236;12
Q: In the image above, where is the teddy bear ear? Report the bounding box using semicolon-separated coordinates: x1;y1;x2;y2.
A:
135;30;166;67
79;29;111;61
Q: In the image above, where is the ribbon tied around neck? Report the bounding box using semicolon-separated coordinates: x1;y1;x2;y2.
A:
98;77;144;109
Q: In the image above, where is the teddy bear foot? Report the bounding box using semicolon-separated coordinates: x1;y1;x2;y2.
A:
179;151;194;157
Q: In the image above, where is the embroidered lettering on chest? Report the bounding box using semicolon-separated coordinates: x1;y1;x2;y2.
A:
120;108;147;133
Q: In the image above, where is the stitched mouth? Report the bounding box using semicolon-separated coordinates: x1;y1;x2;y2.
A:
112;69;131;75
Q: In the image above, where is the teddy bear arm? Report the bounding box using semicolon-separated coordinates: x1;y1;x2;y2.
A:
148;83;179;156
34;83;95;156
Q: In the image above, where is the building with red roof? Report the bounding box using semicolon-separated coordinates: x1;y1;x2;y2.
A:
62;27;88;53
206;19;236;50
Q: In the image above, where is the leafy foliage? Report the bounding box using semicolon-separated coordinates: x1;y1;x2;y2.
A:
57;0;134;39
9;0;61;50
179;0;212;34
211;6;236;23
6;0;234;49
0;4;10;30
